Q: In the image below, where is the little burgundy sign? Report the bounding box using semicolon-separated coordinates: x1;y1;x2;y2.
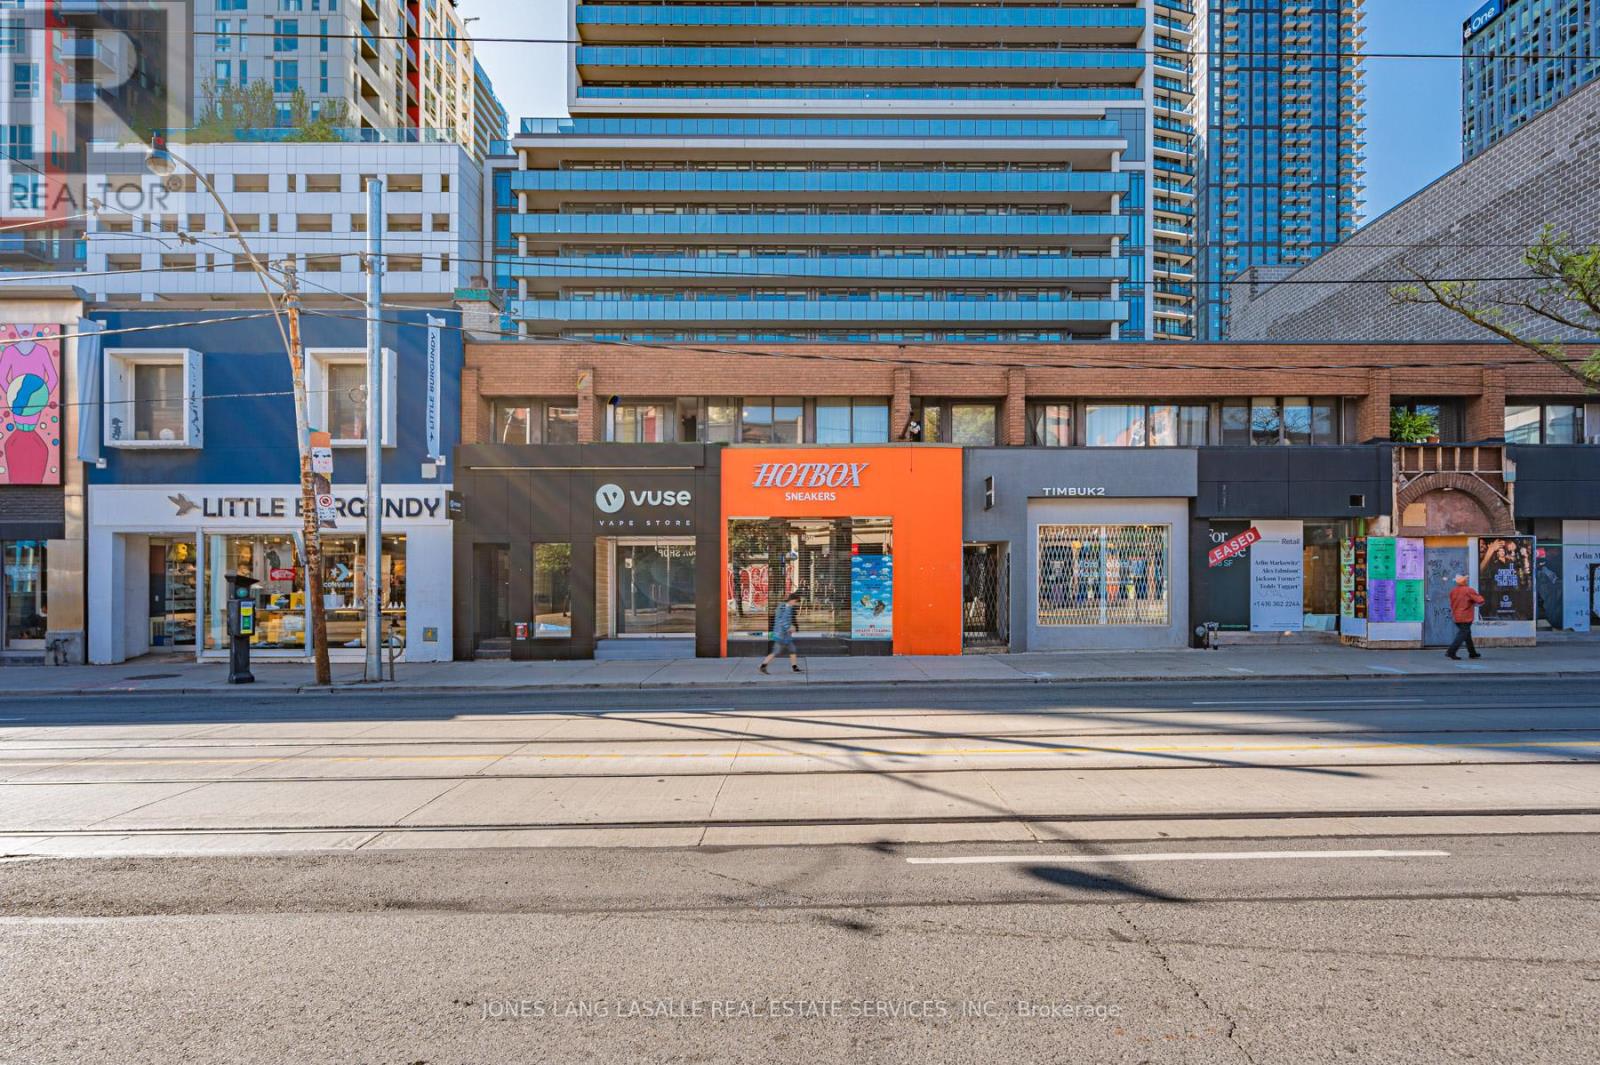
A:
752;461;869;502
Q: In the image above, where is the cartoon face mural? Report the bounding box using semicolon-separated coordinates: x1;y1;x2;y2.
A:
0;324;62;486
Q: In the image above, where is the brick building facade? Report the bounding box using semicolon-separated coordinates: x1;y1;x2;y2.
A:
463;341;1591;448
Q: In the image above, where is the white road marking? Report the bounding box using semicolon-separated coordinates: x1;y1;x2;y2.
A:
1367;665;1408;674
906;848;1449;866
1227;666;1256;674
1189;698;1424;706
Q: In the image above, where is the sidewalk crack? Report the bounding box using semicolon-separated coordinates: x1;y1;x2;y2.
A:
1115;904;1258;1065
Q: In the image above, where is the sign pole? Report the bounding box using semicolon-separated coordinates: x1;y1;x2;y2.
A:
364;179;385;682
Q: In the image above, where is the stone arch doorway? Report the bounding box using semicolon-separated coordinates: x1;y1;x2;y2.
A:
1395;473;1515;536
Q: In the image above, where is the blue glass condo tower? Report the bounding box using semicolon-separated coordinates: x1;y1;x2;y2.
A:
492;1;1200;343
1463;0;1600;160
1195;0;1366;339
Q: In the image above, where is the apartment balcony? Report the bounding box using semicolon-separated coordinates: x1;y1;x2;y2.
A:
507;212;1134;243
509;169;1132;203
495;253;1133;285
573;45;1148;85
509;297;1131;330
575;4;1147;44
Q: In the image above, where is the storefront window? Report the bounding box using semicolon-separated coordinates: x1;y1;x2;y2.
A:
701;399;738;443
612;402;671;443
1303;524;1344;631
205;534;304;650
327;362;367;441
321;534;407;648
816;398;890;444
1085;404;1145;447
546;404;579;443
1507;402;1585;444
2;540;47;648
1036;524;1169;626
132;363;184;442
727;518;893;642
533;543;572;637
741;397;803;444
1251;397;1282;445
951;404;997;445
492;400;533;444
1031;403;1072;447
147;538;197;648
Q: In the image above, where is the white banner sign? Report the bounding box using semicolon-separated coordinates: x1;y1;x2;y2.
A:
1250;519;1304;633
426;315;443;463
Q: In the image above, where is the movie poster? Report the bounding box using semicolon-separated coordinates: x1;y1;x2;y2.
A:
850;553;893;640
0;324;62;486
1477;536;1535;622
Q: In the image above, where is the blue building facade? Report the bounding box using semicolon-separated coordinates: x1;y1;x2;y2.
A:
1462;0;1600;160
82;309;463;664
1195;0;1366;339
491;0;1200;343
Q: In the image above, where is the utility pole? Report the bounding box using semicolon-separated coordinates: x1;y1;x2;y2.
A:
363;179;384;681
285;262;332;687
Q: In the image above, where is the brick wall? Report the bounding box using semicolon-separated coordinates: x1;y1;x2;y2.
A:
463;340;1591;445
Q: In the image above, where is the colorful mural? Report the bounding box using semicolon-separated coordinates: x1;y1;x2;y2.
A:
0;324;62;486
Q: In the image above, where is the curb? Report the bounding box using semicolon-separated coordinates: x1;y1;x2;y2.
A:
6;667;1599;699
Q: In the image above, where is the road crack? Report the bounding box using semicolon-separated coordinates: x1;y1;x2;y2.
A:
1115;903;1259;1065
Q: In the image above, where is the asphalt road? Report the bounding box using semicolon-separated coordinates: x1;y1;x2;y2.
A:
3;678;1598;1062
3;832;1598;1064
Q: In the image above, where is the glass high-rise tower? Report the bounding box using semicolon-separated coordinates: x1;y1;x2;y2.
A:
1463;0;1600;161
1195;0;1366;340
493;1;1199;343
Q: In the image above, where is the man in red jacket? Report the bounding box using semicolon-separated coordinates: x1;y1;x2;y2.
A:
1446;574;1485;660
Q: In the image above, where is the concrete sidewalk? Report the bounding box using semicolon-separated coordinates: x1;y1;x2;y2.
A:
2;640;1597;696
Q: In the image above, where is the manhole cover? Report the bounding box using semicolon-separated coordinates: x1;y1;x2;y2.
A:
122;673;181;681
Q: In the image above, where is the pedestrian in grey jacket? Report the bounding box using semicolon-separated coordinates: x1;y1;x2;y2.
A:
760;592;803;674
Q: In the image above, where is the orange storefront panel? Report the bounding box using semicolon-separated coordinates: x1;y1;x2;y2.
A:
720;446;964;656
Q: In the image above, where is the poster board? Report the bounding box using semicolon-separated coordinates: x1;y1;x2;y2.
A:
850;553;893;640
1249;520;1303;632
1340;538;1367;637
1473;535;1537;638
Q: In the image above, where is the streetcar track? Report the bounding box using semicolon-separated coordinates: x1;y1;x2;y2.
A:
6;805;1600;838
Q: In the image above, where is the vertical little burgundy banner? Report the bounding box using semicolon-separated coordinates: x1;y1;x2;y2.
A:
850;553;893;639
1249;520;1303;632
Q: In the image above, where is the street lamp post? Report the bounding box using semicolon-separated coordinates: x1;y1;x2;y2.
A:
144;135;332;686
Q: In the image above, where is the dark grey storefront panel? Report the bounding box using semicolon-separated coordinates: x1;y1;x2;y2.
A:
1508;446;1600;518
964;448;1198;543
963;450;1196;651
452;444;721;660
1196;446;1388;518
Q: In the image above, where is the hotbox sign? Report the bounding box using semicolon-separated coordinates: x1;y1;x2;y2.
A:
751;461;869;502
1208;526;1262;568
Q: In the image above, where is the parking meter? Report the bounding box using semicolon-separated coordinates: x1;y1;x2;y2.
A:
225;574;259;684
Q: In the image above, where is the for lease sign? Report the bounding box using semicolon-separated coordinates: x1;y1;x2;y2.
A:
1208;526;1262;568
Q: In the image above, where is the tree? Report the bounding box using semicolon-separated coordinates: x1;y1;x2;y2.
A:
188;80;350;144
1391;225;1600;389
